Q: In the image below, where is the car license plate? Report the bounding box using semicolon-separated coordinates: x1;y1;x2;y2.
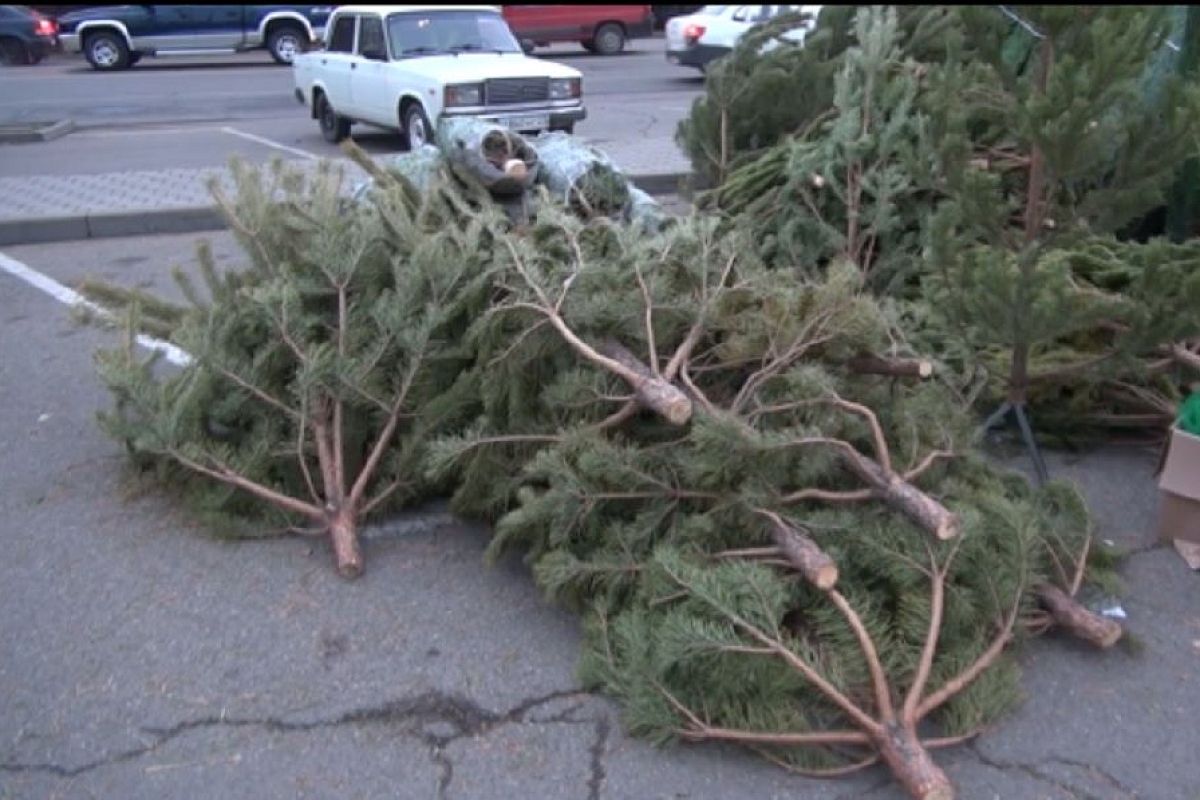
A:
502;113;549;132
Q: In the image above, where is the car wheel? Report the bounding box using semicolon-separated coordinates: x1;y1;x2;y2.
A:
402;103;433;151
0;37;30;66
580;39;597;54
129;53;142;65
592;23;625;55
267;24;306;65
84;30;130;70
316;93;350;143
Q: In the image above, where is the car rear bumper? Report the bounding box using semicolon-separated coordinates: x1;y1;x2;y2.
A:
27;36;56;58
59;32;81;53
666;44;728;69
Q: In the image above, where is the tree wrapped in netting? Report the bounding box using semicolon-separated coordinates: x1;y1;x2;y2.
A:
677;5;960;188
427;197;1122;799
93;157;497;577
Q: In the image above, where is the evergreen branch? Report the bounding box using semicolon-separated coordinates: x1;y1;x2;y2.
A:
312;404;340;503
826;393;892;474
903;450;955;482
347;347;426;511
657;680;870;747
923;727;987;750
750;746;880;779
295;400;321;506
208;363;302;422
659;561;882;736
679;365;719;416
782;487;874;504
169;449;324;520
361;477;408;518
901;545;946;722
826;589;894;724
915;588;1022;720
633;260;659;376
333;282;348;500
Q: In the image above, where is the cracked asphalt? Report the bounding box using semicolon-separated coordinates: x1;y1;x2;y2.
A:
2;231;1199;800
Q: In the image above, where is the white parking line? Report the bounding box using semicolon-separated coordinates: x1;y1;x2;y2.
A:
221;127;318;160
0;250;192;367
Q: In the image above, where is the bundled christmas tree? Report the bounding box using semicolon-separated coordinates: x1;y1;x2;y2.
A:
93;158;495;577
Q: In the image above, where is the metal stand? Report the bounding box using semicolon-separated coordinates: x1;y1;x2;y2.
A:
980;401;1050;486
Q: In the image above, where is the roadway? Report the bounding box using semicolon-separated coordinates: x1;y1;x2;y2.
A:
0;38;705;175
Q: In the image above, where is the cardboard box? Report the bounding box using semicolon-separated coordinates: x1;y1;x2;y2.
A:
1157;426;1200;546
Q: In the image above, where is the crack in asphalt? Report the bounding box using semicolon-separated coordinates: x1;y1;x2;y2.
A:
586;716;610;800
0;687;604;793
968;743;1137;799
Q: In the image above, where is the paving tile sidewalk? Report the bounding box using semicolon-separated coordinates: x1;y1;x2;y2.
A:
0;139;693;247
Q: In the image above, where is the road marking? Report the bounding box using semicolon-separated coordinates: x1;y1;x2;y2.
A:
0;250;192;367
221;127;318;160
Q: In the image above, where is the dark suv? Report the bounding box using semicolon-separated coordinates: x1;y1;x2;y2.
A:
0;5;57;65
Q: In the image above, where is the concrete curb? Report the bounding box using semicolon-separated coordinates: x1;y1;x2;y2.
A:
0;173;692;247
0;119;75;144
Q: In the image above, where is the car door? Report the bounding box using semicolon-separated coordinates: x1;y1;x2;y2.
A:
319;13;358;117
206;5;246;48
349;14;393;126
147;5;219;52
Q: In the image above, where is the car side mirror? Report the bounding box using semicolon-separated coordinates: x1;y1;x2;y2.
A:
731;8;748;22
520;38;535;55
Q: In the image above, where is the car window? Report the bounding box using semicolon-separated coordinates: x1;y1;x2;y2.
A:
386;9;521;57
328;14;356;53
357;15;386;58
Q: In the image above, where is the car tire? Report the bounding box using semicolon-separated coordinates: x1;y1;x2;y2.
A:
84;30;130;71
267;24;307;65
591;23;625;55
129;52;142;65
580;39;596;54
0;37;30;66
402;102;433;151
316;92;350;143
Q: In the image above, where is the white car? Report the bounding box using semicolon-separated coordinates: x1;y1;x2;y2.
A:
293;5;586;149
665;4;821;73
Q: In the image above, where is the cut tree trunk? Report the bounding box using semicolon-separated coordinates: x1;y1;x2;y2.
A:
848;354;933;379
874;723;955;800
599;340;693;425
328;508;364;579
1035;584;1122;648
762;511;838;589
845;454;962;540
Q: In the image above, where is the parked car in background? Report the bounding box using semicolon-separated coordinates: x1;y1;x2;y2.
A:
651;5;703;30
0;5;57;65
57;4;332;70
665;4;820;72
293;5;586;148
503;5;653;55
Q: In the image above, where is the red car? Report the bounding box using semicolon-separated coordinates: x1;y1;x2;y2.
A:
503;5;654;55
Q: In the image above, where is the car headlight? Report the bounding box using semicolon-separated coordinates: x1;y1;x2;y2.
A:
549;78;581;100
444;83;483;107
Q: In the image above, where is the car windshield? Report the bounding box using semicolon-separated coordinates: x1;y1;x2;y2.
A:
700;6;729;15
386;9;521;58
